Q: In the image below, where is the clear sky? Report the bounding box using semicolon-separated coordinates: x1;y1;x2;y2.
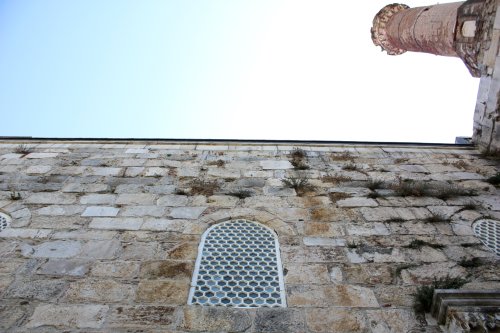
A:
0;0;479;142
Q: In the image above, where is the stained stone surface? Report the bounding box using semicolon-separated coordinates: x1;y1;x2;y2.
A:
0;140;498;332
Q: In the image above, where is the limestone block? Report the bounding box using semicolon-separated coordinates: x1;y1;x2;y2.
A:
26;165;52;174
85;166;122;176
139;260;193;279
136;280;189;304
89;217;143;230
170;207;206;219
25;152;58;159
329;266;343;283
0;228;51;239
166;242;198;260
284;263;330;284
243;170;274;177
37;259;90;276
26;304;109;328
62;183;109;193
0;304;29;330
25;192;76;204
52;229;117;240
306;308;368;333
254;308;306;333
21;240;82;258
80;239;121;259
366;309;419;333
80;194;117;205
116;193;156;205
343;263;393;285
64;279;135;302
451;221;475;236
90;261;140;278
401;262;467;284
347;223;390;236
373;285;416;307
4;279;67;300
287;284;379;307
121;205;167;217
0;260;25;275
126;148;149;154
181;306;252;332
336;197;378;207
82;206;120;217
36;205;85;216
141;218;187;232
157;195;189;206
260;160;293;170
107;305;176;328
243;196;288;208
0;153;22;159
303;222;344;237
405;247;447;263
125;166;145;177
206;195;239;207
120;241;160;260
303;247;345;263
303;237;346;247
145;167;168;177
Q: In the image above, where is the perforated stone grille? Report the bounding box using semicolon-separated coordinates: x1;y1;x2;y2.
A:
473;219;500;256
188;219;286;308
0;212;11;232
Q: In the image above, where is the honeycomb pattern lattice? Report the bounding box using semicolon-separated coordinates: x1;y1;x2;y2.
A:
473;219;500;256
188;219;286;308
0;212;11;232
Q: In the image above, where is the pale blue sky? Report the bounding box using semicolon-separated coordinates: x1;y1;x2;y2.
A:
0;1;479;142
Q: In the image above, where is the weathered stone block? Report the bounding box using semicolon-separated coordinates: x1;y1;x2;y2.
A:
21;240;82;258
181;306;252;332
37;259;90;276
121;205;167;217
284;264;330;284
170;207;206;219
337;197;378;207
287;284;379;307
4;279;67;300
303;222;344;237
26;304;109;328
366;309;418;333
116;193;156;205
157;194;189;206
81;206;120;217
107;305;176;328
139;260;193;279
136;280;189;304
25;192;76;204
80;194;117;204
64;279;135;302
90;261;140;278
306;308;368;333
80;239;121;259
89;217;143;230
254;308;306;333
303;237;346;246
166;242;198;260
260;160;293;169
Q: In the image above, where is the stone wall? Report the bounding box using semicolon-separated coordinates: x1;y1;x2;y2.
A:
0;140;498;332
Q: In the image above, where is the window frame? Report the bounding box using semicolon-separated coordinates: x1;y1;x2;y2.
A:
188;219;287;308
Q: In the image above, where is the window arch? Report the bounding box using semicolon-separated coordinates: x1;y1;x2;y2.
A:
188;219;286;307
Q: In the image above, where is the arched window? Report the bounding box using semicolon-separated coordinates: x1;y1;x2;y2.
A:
188;219;286;307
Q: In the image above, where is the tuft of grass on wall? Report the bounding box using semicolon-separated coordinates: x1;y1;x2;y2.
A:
413;276;467;313
282;176;316;196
